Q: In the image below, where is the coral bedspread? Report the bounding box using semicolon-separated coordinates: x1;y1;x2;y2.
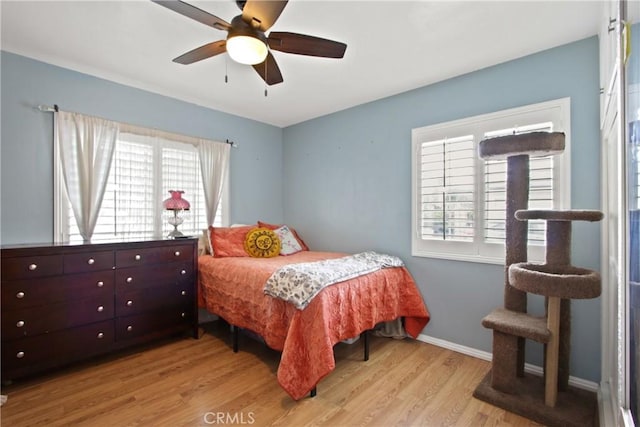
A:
198;251;430;400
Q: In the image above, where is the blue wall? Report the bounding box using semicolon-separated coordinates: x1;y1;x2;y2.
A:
0;51;284;244
282;37;602;382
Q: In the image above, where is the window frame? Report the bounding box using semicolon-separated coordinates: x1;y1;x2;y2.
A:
54;125;229;244
411;97;571;264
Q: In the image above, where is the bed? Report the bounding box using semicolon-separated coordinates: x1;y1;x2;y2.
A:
197;224;430;400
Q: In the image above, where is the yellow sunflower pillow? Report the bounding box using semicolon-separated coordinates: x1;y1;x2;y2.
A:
244;227;281;258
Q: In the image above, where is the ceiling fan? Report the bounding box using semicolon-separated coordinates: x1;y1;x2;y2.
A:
152;0;347;86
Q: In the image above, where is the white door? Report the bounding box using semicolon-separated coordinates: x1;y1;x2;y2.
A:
599;1;634;425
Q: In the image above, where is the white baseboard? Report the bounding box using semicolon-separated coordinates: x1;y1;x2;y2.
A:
417;333;599;393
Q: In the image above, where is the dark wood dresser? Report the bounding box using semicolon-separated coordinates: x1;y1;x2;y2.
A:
1;238;198;382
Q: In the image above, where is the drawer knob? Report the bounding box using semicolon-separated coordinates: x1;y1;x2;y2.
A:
181;269;187;275
174;251;181;257
97;305;104;312
97;281;104;288
181;290;187;296
28;263;37;271
87;258;95;265
126;277;133;283
126;300;133;307
135;254;141;261
127;325;133;332
16;351;25;359
181;312;186;318
97;332;104;339
16;320;25;328
16;291;25;299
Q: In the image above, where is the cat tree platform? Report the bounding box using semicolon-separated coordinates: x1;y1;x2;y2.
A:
509;263;601;299
473;372;598;427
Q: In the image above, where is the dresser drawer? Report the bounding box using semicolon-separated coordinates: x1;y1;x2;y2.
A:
115;309;193;341
2;296;114;339
115;286;192;316
64;250;114;273
2;271;114;310
2;320;114;374
115;244;193;268
115;263;193;292
1;254;63;279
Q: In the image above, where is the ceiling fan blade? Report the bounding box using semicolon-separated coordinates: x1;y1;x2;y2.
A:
268;32;346;58
241;0;288;32
152;0;231;31
173;41;227;64
252;52;283;85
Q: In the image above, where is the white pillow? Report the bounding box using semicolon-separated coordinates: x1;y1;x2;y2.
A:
274;225;303;255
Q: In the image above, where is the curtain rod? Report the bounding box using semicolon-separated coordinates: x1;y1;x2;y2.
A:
37;104;58;112
36;104;239;148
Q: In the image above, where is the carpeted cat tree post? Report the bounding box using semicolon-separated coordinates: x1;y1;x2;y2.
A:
472;132;603;427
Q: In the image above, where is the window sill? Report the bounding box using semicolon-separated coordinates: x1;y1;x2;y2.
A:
411;249;545;265
411;250;505;265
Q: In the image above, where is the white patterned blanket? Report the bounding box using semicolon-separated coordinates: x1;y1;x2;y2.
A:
264;251;404;309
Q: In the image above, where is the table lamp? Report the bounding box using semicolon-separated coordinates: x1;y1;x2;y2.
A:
163;190;190;238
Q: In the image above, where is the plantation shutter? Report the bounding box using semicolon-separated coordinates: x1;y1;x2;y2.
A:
411;98;570;262
483;122;555;245
67;135;215;243
419;135;475;242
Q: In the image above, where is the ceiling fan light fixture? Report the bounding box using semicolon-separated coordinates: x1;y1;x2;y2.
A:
226;35;268;65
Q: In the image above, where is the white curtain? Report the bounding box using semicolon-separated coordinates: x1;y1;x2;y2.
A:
198;140;230;226
56;111;119;242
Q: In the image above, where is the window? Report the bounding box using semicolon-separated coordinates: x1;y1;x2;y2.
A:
55;128;227;244
411;98;571;264
418;135;475;243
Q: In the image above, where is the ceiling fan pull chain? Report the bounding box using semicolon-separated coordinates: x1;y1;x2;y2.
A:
225;57;229;83
264;56;268;97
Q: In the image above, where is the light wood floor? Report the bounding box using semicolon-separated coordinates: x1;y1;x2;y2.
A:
1;321;543;426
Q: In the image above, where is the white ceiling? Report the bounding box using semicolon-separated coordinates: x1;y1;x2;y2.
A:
1;1;602;128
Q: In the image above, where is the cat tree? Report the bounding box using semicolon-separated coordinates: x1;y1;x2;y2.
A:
472;132;603;427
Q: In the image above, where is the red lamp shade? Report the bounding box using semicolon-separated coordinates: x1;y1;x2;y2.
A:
163;190;190;210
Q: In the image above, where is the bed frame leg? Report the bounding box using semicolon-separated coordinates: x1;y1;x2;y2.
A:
363;330;370;361
310;387;317;397
232;325;239;353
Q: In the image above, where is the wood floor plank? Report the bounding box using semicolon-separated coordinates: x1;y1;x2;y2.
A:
1;321;544;426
